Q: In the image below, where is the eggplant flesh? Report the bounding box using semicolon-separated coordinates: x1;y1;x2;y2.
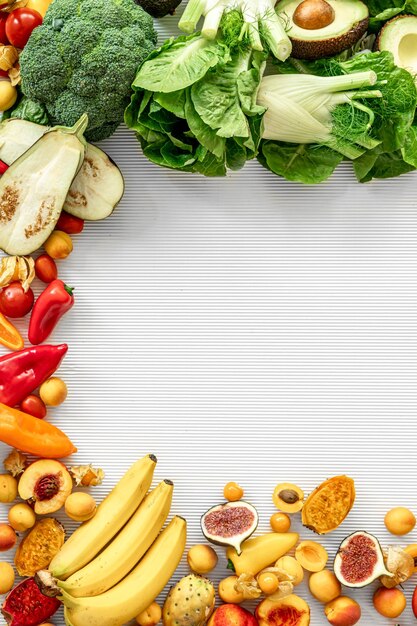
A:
0;119;86;255
0;119;124;221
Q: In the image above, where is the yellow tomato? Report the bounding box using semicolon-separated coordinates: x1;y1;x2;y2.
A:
0;81;17;112
26;0;53;17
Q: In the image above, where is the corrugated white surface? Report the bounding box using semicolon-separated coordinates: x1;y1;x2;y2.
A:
2;4;417;624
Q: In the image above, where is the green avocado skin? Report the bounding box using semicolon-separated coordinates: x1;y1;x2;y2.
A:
134;0;182;17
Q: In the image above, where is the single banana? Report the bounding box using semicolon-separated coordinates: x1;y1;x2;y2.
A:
59;479;173;597
62;515;187;626
50;454;157;580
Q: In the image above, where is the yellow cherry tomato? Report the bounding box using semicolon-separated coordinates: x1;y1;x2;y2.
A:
44;230;73;260
40;377;68;407
223;481;244;502
258;572;279;595
270;512;291;533
26;0;53;17
0;81;17;112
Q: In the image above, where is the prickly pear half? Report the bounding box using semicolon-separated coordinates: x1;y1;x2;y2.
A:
2;577;61;626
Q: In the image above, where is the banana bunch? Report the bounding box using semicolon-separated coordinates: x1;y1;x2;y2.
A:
42;454;187;626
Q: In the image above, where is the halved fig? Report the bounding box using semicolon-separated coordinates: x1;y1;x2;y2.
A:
2;577;61;626
201;501;258;555
334;531;393;588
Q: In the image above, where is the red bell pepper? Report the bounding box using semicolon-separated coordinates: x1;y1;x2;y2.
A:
0;343;68;406
29;279;74;345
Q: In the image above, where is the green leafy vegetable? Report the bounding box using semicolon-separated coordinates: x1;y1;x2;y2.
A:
8;97;50;126
20;0;157;142
259;142;344;184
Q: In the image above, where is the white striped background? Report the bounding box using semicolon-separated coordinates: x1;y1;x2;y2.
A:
1;2;417;624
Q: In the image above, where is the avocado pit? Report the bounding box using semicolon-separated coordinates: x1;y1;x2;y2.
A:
293;0;335;30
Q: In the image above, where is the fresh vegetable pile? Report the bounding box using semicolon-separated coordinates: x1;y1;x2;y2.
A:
125;0;417;183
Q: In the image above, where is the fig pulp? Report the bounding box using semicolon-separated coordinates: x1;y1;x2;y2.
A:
2;577;61;626
334;531;392;588
201;501;258;555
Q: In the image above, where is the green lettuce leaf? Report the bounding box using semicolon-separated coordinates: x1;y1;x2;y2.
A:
133;33;230;93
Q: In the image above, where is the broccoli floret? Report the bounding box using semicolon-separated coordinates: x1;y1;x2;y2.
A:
20;0;157;141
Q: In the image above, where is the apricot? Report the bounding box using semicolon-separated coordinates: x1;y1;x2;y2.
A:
324;597;361;626
0;525;16;551
0;562;15;594
136;602;162;626
270;512;291;533
276;556;304;585
384;507;416;535
256;595;310;626
373;587;406;618
8;503;36;532
65;492;97;522
273;483;304;513
295;540;328;572
208;604;257;626
224;482;244;502
0;475;17;503
187;544;218;574
44;231;73;260
218;576;245;604
18;459;73;515
309;570;341;603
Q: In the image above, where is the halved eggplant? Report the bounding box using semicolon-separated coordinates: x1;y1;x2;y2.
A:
0;119;124;221
334;531;392;587
201;501;258;555
63;143;124;221
0;115;87;255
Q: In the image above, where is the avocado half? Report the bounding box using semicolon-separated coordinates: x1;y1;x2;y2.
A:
276;0;369;59
134;0;181;18
376;15;417;75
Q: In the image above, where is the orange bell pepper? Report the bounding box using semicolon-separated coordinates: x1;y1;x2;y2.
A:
0;403;77;458
0;313;23;351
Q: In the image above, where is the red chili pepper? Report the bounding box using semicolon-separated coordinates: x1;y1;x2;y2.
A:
56;211;84;234
0;343;67;406
0;160;9;175
28;280;74;345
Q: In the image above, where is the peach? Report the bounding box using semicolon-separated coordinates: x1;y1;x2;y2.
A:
208;604;257;626
324;597;361;626
0;562;14;594
309;570;341;603
256;595;310;626
373;587;406;618
18;459;73;515
0;524;16;551
0;474;17;503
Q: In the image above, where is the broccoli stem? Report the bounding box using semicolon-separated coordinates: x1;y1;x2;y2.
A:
179;0;207;33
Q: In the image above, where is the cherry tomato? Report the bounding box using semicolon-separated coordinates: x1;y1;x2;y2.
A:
0;14;9;45
35;254;58;283
20;395;46;419
56;211;84;234
0;282;34;318
5;8;42;49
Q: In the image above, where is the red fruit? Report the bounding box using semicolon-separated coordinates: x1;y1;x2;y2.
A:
20;395;46;419
0;13;8;44
56;211;84;234
0;158;9;172
34;255;57;284
412;585;417;618
5;8;42;48
2;578;60;626
208;604;258;626
0;282;34;318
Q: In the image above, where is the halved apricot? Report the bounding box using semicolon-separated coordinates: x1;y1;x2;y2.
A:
273;483;304;514
295;540;328;572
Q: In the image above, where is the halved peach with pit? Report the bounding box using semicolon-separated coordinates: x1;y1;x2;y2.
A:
18;460;73;514
256;595;310;626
